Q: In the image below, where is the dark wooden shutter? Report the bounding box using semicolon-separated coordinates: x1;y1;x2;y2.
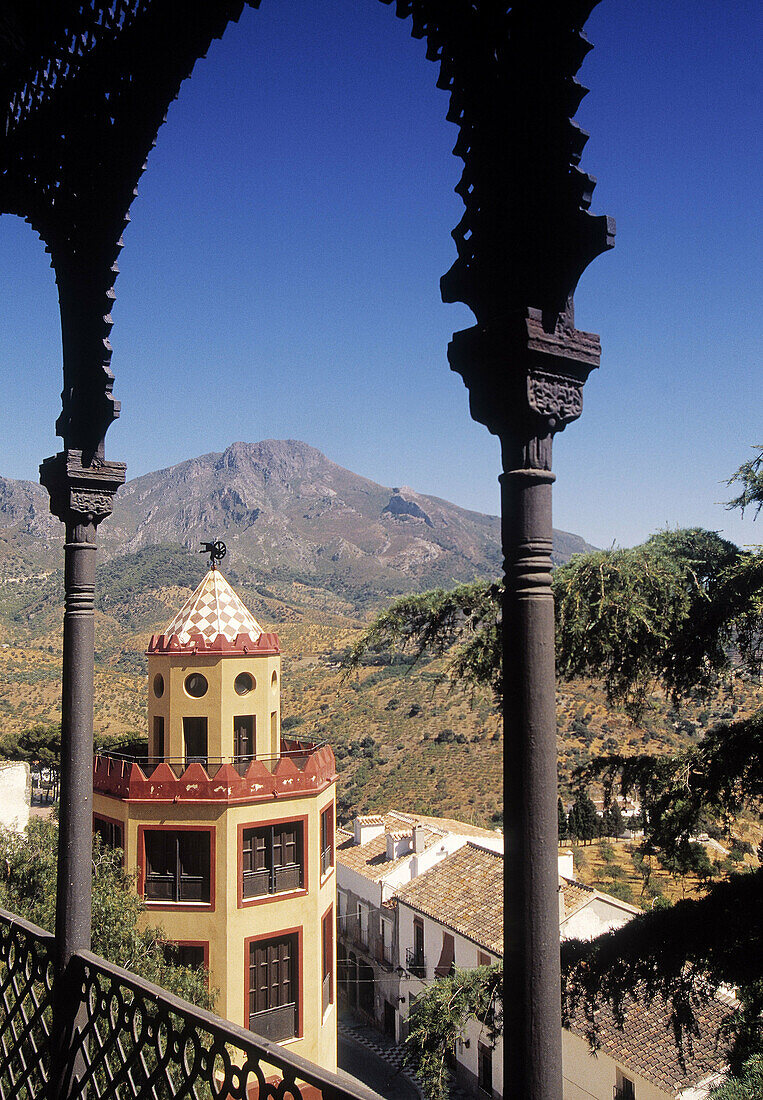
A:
153;716;164;758
183;717;208;762
269;941;281;1007
478;1043;492;1094
251;942;269;1013
145;831;174;900
279;824;297;867
414;918;424;958
322;908;333;1011
178;832;210;902
277;938;292;1006
435;932;455;977
242;830;253;873
94;817;122;852
234;715;254;761
254;829;267;871
272;823;303;892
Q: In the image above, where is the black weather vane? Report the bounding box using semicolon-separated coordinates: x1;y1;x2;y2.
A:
200;540;227;570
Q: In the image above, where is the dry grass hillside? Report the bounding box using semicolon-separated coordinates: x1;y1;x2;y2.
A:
2;602;761;833
568;829;762;909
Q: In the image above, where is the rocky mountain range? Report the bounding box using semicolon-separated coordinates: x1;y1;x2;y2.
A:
0;440;595;612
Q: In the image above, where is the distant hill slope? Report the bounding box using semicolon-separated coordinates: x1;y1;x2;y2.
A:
0;440;597;618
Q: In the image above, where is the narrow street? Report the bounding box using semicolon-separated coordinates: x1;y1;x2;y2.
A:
337;1015;420;1100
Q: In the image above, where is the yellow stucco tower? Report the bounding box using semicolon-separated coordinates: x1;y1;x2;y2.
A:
92;562;337;1070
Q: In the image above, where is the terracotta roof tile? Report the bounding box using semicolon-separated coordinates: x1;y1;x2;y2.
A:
395;843;504;954
393;811;501;842
560;876;595;919
335;812;445;882
565;986;730;1093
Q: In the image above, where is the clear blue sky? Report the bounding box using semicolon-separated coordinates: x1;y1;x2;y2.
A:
0;0;759;550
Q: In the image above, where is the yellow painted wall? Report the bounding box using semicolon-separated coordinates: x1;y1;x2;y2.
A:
147;651;281;762
93;784;337;1071
94;616;337;1073
222;789;337;1069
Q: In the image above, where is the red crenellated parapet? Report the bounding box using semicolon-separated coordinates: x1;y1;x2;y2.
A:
92;743;336;804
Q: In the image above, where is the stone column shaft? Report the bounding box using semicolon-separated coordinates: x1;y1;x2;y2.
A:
40;450;125;1099
501;466;562;1099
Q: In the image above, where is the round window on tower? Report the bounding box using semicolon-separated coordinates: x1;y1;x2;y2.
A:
184;673;208;698
153;673;164;699
234;672;254;696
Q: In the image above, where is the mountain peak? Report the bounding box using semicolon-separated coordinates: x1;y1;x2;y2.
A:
214;439;329;479
0;441;597;607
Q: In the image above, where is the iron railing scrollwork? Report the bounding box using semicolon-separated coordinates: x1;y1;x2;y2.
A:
0;909;54;1100
0;910;377;1100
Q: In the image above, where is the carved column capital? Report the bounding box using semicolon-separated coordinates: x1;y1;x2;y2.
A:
39;450;126;527
448;309;602;471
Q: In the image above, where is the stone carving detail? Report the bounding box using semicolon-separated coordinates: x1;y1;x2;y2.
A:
69;490;115;517
40;451;126;526
527;371;584;428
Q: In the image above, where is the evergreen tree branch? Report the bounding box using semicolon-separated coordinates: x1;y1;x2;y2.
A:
725;446;763;519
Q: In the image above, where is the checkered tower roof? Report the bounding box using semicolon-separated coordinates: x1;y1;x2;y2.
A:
163;569;263;645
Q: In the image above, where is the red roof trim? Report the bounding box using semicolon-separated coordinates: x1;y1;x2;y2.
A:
146;630;280;656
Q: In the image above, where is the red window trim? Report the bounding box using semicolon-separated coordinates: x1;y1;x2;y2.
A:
92;811;126;868
244;925;303;1039
320;800;335;879
237;813;309;909
166;940;210;986
137;823;216;912
322;902;334;1010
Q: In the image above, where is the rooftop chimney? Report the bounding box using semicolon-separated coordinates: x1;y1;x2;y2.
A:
353;815;385;846
386;830;412;860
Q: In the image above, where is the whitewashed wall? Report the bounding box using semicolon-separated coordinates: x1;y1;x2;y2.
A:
0;761;30;833
561;894;640;941
562;1030;671;1100
398;901;503;1098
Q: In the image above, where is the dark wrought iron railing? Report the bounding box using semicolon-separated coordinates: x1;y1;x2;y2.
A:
248;1002;298;1044
242;862;303;899
93;740;337;804
98;741;328;778
0;908;379;1100
0;910;54;1100
405;949;426;979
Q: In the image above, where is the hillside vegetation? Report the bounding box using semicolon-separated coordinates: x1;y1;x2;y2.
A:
2;563;761;835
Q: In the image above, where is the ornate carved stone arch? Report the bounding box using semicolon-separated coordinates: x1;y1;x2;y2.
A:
0;5;613;1098
1;0;612;462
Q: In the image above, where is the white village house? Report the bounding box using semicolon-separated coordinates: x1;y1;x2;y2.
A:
338;814;732;1100
335;811;503;1040
395;844;730;1100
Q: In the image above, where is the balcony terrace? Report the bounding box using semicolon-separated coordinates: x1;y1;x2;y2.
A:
92;739;336;803
0;0;614;1095
0;907;375;1100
